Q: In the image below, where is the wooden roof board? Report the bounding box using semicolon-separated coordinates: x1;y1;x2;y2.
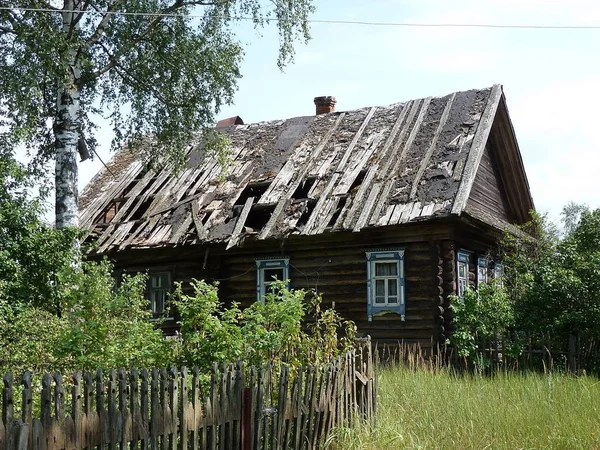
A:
79;85;531;253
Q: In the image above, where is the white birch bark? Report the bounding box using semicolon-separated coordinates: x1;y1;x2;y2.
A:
55;0;80;229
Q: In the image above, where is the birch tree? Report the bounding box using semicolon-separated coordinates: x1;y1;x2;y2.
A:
0;1;314;229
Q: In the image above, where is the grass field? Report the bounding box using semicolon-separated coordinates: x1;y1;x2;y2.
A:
328;365;600;449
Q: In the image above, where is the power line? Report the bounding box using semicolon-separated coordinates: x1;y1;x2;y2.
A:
1;5;600;30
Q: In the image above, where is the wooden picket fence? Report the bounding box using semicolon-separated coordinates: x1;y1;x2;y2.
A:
0;339;375;450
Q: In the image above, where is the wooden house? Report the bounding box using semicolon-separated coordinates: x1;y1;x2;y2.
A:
79;85;534;349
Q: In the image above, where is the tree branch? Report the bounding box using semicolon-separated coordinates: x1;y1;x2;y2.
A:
0;25;16;35
96;41;179;108
90;0;218;79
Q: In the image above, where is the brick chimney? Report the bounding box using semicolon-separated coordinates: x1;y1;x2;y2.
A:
314;96;336;115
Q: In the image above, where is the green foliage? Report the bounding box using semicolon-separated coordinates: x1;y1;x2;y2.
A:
449;283;515;367
172;279;244;373
54;260;172;370
1;1;315;172
0;149;79;313
172;279;356;374
239;280;307;367
503;209;600;350
0;258;173;375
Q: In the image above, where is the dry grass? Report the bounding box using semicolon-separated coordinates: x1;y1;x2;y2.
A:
328;364;600;449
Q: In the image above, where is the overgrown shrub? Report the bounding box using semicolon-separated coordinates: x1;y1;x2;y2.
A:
172;279;356;373
449;282;515;369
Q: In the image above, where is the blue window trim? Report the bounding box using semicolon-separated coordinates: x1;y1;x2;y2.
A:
477;256;489;287
255;257;289;301
457;249;472;297
365;248;405;322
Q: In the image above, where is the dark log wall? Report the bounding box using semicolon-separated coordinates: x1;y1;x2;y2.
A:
467;144;513;222
107;220;503;349
109;223;452;350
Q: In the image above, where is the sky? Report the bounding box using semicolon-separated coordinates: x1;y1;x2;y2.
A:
77;0;600;224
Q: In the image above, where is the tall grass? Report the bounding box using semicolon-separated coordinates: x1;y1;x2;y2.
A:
328;365;600;449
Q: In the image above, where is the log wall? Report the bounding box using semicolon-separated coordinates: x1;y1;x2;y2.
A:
110;223;453;350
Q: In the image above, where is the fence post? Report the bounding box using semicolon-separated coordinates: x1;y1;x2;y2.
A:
241;388;251;450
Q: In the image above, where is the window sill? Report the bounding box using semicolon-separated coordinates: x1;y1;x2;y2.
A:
369;309;405;322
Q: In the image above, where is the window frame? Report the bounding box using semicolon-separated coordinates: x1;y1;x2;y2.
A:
366;249;405;322
494;262;505;288
457;250;472;297
255;257;290;301
477;256;489;287
147;271;172;316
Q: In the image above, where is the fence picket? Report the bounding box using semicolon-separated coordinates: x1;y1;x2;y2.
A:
0;341;375;450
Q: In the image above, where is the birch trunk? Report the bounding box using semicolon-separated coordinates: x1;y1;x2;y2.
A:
55;0;80;229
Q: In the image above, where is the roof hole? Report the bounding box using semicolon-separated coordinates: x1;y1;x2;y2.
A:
94;200;121;224
245;204;275;231
234;182;271;207
327;196;347;228
130;197;154;221
296;199;316;228
292;177;317;200
349;170;367;192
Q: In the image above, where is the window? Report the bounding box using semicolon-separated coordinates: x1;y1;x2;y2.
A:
494;262;504;288
457;251;472;297
255;258;289;301
366;249;405;321
477;257;489;287
148;272;171;315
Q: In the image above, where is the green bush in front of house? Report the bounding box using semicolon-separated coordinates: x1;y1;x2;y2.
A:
172;279;357;374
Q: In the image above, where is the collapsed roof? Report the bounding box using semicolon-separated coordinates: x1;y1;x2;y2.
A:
79;84;532;252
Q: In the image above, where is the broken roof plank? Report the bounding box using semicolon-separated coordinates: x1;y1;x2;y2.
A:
343;166;378;229
191;201;208;241
226;196;255;250
334;107;377;172
258;197;289;240
353;182;382;232
170;215;193;245
378;99;423;178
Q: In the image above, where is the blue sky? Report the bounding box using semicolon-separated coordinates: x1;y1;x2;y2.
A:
81;0;600;223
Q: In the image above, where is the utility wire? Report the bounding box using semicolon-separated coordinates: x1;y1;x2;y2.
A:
1;6;600;30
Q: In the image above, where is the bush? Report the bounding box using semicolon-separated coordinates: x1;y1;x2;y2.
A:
449;282;515;369
172;279;356;373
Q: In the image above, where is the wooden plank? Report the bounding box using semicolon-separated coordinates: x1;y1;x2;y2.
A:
226;196;254;250
368;180;394;226
388;203;406;225
409;93;456;201
169;215;193;245
333;131;384;196
407;201;423;222
385;97;432;183
261;113;347;206
79;160;143;227
451;84;502;215
342;166;378;229
301;174;339;235
335;107;377;172
353;183;382;232
378;99;422;177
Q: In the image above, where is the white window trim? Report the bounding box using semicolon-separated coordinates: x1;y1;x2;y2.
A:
366;249;405;322
457;250;472;297
255;258;289;301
